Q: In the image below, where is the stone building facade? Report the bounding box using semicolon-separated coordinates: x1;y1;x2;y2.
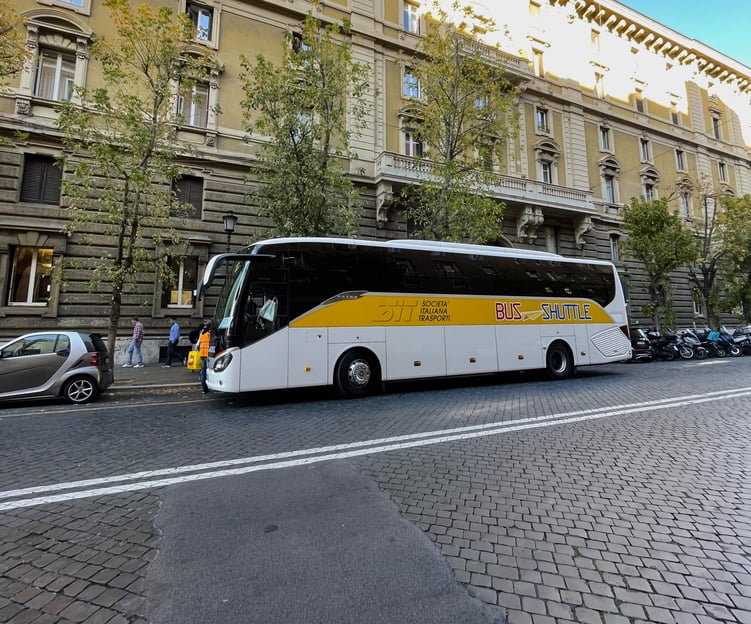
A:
1;0;749;359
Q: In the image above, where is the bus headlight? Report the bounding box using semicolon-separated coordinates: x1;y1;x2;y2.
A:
213;352;233;372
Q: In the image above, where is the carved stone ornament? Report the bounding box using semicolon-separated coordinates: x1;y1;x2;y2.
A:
516;206;544;242
15;97;31;116
574;215;593;248
376;183;394;227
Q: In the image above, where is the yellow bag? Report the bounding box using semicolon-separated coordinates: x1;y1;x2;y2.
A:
186;350;202;371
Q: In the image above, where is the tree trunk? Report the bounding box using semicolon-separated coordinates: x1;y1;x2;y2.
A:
107;286;122;359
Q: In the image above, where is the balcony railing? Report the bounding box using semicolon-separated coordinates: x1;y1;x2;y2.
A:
375;152;595;213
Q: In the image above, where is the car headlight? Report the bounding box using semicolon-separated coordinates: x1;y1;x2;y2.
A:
213;352;233;372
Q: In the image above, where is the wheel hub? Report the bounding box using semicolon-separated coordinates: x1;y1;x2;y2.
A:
347;359;371;387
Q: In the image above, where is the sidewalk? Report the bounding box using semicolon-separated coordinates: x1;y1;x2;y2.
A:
110;360;201;391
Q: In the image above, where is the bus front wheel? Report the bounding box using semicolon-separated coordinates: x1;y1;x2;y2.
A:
546;341;575;380
335;350;380;398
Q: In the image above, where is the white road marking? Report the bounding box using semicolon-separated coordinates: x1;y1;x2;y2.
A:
1;387;749;511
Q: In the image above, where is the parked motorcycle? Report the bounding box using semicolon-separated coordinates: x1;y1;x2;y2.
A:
645;329;679;361
677;329;709;359
717;327;742;357
694;327;727;358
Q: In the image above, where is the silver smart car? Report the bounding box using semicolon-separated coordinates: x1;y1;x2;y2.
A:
0;331;114;404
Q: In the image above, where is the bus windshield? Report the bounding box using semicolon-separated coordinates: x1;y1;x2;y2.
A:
212;259;249;339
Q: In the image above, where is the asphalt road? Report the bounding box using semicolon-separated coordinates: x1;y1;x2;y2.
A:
1;357;750;624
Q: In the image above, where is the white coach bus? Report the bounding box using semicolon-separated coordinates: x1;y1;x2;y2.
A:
197;237;631;397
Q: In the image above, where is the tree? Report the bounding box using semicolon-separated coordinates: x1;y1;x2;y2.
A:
685;185;751;325
401;0;519;243
240;9;371;236
57;0;211;355
620;198;698;330
715;195;751;321
0;0;25;83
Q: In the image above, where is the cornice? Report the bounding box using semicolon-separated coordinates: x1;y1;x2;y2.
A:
568;0;751;93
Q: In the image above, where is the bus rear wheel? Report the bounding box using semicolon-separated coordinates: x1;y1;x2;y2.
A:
335;349;380;398
546;341;575;380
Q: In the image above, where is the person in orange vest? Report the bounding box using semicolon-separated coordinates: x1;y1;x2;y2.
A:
197;319;213;395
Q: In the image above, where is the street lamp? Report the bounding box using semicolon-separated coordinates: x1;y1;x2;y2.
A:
222;210;238;253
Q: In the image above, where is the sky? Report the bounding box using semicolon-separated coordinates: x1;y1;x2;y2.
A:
619;0;751;68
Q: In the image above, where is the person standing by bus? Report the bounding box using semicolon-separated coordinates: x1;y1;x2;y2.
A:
197;320;212;395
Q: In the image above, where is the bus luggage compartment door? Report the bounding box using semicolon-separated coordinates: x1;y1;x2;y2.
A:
385;326;446;380
445;326;498;375
288;328;328;387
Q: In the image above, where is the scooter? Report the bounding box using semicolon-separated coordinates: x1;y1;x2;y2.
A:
646;329;679;361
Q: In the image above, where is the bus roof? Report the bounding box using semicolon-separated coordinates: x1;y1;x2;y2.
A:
244;236;611;265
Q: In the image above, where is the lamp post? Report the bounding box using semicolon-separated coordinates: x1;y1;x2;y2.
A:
222;210;238;253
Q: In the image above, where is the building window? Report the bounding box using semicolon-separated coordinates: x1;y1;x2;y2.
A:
403;68;420;98
639;138;651;162
172;175;203;218
591;29;600;51
8;247;54;306
540;161;552;184
594;72;605;98
163;257;198;308
609;234;620;262
679;192;691;217
635;88;644;113
20;155;62;205
693;291;704;317
34;49;75;101
186;2;214;42
403;1;419;34
711;113;722;139
599;126;611;151
535;107;549;133
532;49;544;77
603;174;616;204
177;80;209;128
643;182;657;201
404;130;423;158
675;149;686;171
718;161;727;182
670;102;680;125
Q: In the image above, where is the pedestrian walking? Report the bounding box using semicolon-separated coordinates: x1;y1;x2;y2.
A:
197;320;212;395
123;317;144;368
163;316;181;367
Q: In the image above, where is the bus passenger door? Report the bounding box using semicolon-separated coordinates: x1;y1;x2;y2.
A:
288;328;328;387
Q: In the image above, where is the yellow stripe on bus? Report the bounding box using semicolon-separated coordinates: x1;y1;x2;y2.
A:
289;294;614;328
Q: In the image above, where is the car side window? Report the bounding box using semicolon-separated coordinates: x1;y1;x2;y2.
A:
55;335;70;355
3;334;60;357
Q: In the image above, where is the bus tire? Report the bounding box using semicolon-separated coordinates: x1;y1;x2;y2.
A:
335;349;380;398
545;341;575;380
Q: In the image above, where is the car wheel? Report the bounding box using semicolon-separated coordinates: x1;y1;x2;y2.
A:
546;341;575;380
334;349;381;398
63;376;97;404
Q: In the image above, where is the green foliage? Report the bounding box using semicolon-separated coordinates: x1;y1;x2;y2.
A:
714;195;751;320
56;0;211;353
401;0;519;242
620;197;698;329
0;0;25;81
240;10;370;236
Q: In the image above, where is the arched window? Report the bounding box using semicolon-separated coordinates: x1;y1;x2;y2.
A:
598;156;621;205
534;139;559;185
16;10;92;115
640;166;660;201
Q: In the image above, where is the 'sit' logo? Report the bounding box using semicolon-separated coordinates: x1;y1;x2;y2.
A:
376;298;418;323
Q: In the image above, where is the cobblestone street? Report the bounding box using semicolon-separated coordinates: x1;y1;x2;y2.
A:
0;360;750;623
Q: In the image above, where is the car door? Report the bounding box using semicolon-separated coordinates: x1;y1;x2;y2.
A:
0;334;70;396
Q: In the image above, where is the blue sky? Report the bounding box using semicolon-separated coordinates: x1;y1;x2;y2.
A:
620;0;751;67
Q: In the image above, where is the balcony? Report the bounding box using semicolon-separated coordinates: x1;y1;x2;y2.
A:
374;152;595;215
